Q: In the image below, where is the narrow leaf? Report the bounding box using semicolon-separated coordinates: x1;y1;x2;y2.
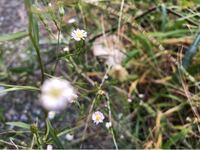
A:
0;31;28;42
6;122;30;129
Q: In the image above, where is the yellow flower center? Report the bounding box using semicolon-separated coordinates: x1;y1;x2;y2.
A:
95;114;101;121
76;31;83;38
49;88;62;99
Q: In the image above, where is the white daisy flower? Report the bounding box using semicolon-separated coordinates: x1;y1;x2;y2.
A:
105;122;112;129
40;78;77;111
92;111;105;125
71;28;87;41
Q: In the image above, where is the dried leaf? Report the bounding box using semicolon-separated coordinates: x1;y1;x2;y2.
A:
92;35;125;66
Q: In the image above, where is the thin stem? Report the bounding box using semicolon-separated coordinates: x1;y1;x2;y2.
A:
117;0;125;36
80;66;111;148
24;0;45;84
105;93;119;150
29;34;45;84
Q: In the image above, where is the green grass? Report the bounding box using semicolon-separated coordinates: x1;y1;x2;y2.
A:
0;0;200;149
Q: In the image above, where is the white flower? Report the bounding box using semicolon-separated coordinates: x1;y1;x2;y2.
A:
48;3;52;7
120;135;124;139
47;145;53;150
71;28;87;41
92;111;105;125
48;111;56;119
40;78;77;111
63;46;69;52
105;122;112;129
65;133;74;141
127;98;132;103
68;18;77;24
138;94;144;98
186;117;192;122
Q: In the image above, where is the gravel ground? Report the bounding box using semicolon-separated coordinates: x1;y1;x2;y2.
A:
0;0;27;34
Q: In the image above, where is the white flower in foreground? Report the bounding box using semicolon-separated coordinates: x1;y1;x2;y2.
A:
92;111;105;125
40;78;77;111
71;28;87;41
47;145;53;150
105;122;112;129
65;133;74;141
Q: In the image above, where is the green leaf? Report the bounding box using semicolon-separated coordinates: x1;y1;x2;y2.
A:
46;119;64;149
6;122;30;129
148;29;196;38
162;128;190;149
0;83;39;94
123;49;140;64
0;31;28;42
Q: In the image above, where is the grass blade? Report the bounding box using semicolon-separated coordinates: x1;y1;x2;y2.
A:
182;31;200;68
6;122;30;129
0;31;28;42
46;119;64;149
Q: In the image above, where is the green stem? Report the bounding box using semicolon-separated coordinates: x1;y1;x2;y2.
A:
24;0;45;84
29;34;45;84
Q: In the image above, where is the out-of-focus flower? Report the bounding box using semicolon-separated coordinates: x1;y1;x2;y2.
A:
109;64;129;82
47;145;53;150
63;46;69;52
105;122;112;129
48;111;56;119
71;28;87;41
65;133;74;141
120;135;124;139
138;94;144;98
58;6;65;16
92;111;105;125
48;3;52;7
127;98;132;103
97;90;105;95
186;117;192;122
83;0;99;5
40;78;77;111
68;18;77;24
